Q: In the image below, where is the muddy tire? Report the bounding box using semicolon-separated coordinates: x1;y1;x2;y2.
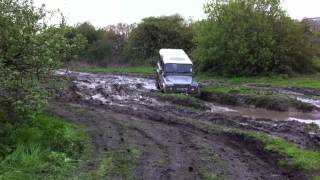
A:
155;79;160;90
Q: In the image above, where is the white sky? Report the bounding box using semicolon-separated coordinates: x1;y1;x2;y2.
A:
33;0;320;27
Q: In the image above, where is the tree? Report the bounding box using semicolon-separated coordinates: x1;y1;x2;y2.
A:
0;0;83;121
193;0;318;76
105;23;136;39
104;23;136;63
124;14;194;65
75;22;112;64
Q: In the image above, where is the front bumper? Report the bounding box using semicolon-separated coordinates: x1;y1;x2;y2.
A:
165;85;199;94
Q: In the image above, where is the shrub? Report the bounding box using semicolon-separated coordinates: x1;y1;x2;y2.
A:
193;0;319;76
0;0;82;121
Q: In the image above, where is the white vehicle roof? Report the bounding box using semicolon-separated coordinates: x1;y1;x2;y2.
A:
159;49;192;65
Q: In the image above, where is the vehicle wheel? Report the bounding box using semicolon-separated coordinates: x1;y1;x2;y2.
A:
156;79;160;90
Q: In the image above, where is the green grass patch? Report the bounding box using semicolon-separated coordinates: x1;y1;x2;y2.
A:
314;176;320;180
74;66;155;76
245;131;320;170
88;146;141;180
203;174;224;180
201;85;253;95
158;93;198;101
185;119;320;172
0;113;88;180
196;73;320;89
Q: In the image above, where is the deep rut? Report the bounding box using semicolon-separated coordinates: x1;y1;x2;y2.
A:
50;102;288;180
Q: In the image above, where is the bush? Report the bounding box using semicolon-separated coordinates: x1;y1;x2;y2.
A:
0;0;82;121
193;0;319;76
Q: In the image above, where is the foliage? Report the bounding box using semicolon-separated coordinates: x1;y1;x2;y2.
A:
104;23;136;63
124;14;194;65
0;113;88;179
63;27;87;64
193;0;319;76
74;22;136;65
75;22;112;63
0;0;83;121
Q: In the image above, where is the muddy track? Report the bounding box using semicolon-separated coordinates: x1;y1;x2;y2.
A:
51;102;286;180
52;71;320;179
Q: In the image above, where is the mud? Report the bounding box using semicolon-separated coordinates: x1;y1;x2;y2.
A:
53;70;320;179
249;85;320;110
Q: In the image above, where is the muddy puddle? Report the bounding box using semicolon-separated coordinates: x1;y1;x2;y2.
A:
207;102;320;126
57;70;320;126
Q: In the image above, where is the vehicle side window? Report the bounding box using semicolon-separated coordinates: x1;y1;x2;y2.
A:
159;56;164;70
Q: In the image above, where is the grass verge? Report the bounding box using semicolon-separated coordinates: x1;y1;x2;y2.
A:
0;113;88;180
245;131;320;170
201;85;315;112
88;146;141;180
196;73;320;89
201;85;253;95
74;66;155;76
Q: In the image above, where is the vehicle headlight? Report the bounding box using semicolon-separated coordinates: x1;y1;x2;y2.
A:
167;86;174;91
190;86;197;91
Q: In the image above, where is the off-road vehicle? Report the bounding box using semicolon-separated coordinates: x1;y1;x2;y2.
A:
156;49;200;94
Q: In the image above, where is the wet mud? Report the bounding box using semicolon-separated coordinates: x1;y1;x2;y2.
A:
53;70;320;179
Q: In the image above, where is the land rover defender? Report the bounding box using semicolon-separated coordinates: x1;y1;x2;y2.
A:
156;49;200;94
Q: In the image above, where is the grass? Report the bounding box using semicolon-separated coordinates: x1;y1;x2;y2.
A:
314;176;320;180
203;174;224;180
74;66;155;76
201;85;253;95
244;131;320;170
197;73;320;89
185;119;320;172
88;146;141;180
200;84;316;112
158;93;198;101
0;113;88;180
200;154;228;180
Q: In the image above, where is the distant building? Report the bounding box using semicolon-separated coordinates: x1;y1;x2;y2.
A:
304;17;320;32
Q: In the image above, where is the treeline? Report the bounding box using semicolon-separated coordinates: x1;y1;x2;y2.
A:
69;0;320;76
69;14;193;66
68;22;135;65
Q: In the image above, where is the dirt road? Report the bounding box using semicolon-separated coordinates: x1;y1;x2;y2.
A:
52;71;320;180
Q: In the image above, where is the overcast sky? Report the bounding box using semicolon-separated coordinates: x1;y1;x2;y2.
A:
33;0;320;27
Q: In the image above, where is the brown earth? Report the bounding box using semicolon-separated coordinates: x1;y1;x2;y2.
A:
51;71;320;180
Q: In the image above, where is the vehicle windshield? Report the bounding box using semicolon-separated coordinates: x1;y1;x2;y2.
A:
164;63;192;74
